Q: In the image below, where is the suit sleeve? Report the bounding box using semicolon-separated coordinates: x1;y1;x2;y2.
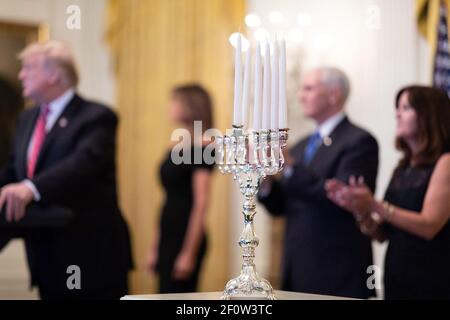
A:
257;179;285;216
0;146;17;187
285;133;379;202
0;112;28;187
334;134;379;192
31;109;118;205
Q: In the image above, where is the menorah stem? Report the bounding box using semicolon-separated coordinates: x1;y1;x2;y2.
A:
240;195;258;267
221;174;276;300
218;128;288;300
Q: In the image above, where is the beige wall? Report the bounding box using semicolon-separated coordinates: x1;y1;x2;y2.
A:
0;0;115;105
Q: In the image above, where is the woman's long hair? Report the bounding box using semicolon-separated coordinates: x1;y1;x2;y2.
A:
395;85;450;168
171;84;214;134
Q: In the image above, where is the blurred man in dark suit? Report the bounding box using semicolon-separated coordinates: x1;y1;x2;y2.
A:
0;77;24;252
0;76;23;166
0;41;133;299
259;67;379;298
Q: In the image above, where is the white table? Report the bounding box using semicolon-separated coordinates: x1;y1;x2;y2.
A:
121;290;355;300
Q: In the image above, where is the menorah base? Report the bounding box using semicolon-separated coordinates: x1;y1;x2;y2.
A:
220;265;276;300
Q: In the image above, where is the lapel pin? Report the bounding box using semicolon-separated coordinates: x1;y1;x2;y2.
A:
323;136;332;147
59;118;68;128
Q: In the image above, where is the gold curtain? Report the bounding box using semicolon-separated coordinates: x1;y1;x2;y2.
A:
416;0;450;78
105;0;245;293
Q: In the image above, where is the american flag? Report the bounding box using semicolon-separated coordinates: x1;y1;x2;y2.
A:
433;2;450;96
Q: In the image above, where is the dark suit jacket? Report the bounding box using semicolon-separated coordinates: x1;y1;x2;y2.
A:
0;94;133;298
259;117;379;299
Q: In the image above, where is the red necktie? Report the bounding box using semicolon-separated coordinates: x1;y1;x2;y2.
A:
27;104;50;178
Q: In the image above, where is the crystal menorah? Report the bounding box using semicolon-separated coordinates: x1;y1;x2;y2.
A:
216;125;288;300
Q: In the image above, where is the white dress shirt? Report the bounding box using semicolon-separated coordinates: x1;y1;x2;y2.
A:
316;111;346;141
282;111;346;179
24;88;76;201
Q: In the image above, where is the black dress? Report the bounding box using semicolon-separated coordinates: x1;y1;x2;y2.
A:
157;145;214;293
384;163;450;299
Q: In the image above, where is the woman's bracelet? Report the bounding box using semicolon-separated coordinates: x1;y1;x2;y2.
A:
382;201;395;221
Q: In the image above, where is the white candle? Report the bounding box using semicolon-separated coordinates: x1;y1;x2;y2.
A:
242;45;251;128
262;41;271;130
233;34;243;127
271;39;279;129
278;39;287;129
252;43;262;130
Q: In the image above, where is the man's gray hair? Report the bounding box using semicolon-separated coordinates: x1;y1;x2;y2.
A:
18;41;79;87
317;67;350;103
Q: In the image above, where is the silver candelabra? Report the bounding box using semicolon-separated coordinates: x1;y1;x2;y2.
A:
216;125;288;300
